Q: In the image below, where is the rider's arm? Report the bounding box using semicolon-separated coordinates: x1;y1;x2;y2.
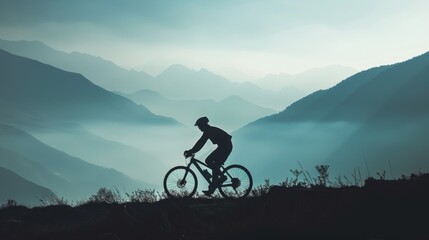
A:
189;134;208;153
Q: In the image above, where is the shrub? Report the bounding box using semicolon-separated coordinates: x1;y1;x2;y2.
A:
87;187;124;204
315;165;330;187
1;199;17;208
126;189;159;203
279;169;309;187
39;194;69;206
251;179;271;197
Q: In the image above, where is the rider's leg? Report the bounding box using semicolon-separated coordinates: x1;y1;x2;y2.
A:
204;151;219;194
205;148;227;181
204;144;233;195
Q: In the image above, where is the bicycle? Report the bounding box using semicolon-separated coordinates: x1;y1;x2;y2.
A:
163;153;253;198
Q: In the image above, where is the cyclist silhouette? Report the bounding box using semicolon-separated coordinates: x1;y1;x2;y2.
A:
184;116;232;196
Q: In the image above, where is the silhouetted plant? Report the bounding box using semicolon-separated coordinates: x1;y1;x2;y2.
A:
401;173;419;181
87;187;124;204
363;156;371;178
388;160;394;179
290;169;303;186
165;189;195;198
334;176;347;187
251;179;271;196
333;173;364;187
157;191;169;200
343;175;353;185
39;194;69;206
279;178;293;187
127;189;158;203
376;170;386;180
1;199;17;208
315;165;330;187
297;161;315;186
352;168;364;186
278;169;308;188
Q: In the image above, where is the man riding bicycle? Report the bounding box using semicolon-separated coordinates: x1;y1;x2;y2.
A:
184;116;233;196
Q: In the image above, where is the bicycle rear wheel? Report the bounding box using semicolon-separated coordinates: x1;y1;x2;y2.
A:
218;164;252;198
164;166;198;198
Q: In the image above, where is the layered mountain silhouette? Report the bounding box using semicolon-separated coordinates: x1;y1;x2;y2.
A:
233;52;429;184
256;65;357;92
0;145;71;195
0;39;153;93
0;124;150;200
264;52;429;122
32;125;165;184
0;39;305;110
0;167;56;206
121;89;276;131
0;49;181;195
2;37;427;203
147;64;304;110
0;49;176;126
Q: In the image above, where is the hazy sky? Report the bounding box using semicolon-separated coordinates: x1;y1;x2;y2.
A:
1;0;429;79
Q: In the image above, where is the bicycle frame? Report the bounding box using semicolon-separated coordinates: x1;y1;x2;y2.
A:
164;154;252;198
184;157;235;188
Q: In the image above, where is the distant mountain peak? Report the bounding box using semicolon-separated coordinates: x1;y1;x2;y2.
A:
133;89;166;99
198;67;212;73
0;38;66;55
164;64;191;72
159;64;224;78
220;95;244;102
134;89;160;95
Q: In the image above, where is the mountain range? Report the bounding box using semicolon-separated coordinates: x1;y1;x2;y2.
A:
142;64;304;110
233;51;429;184
0;48;176;126
0;39;153;93
0;49;182;202
0;124;149;201
121;90;276;131
0;39;315;110
256;65;357;92
0;47;180;181
1;38;428;202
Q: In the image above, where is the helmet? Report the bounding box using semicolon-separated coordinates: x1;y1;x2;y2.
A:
194;116;209;126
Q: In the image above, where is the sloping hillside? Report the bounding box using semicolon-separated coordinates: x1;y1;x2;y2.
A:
233;52;429;184
0;39;154;92
0;124;150;200
0;173;428;239
0;167;57;206
0;49;176;126
0;146;73;195
0;49;180;187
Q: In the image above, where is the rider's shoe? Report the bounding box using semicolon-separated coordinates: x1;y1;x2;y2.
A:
202;180;218;196
218;175;227;185
203;175;228;197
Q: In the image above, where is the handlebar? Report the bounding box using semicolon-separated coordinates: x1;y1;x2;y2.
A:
184;152;195;159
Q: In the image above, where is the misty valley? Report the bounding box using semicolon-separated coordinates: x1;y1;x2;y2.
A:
2;1;429;239
1;39;429;208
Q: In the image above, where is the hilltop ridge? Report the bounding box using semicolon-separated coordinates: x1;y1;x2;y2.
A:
1;173;428;239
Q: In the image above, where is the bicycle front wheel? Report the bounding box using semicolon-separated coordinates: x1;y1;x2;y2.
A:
164;166;198;198
219;164;253;198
